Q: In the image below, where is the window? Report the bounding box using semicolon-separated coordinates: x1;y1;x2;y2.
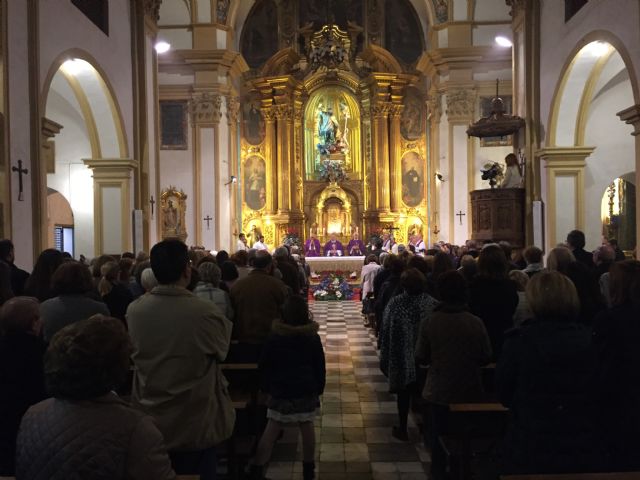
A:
54;226;74;256
160;101;189;150
565;0;588;22
71;0;109;35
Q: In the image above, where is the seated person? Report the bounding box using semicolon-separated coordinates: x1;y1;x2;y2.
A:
16;315;176;479
0;297;46;476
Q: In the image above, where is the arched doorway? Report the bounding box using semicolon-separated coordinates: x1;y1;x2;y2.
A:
601;176;636;251
47;188;74;256
546;35;638;250
42;53;131;257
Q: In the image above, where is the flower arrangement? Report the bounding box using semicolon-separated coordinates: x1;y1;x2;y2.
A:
318;159;348;183
283;230;300;247
312;271;354;301
481;162;505;188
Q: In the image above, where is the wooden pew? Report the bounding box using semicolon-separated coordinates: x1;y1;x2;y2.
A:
440;402;509;480
502;474;640;480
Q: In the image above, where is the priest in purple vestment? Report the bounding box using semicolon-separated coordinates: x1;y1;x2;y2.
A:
324;234;344;257
304;234;321;257
347;233;366;256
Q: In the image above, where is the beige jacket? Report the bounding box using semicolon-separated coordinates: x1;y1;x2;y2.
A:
126;285;233;451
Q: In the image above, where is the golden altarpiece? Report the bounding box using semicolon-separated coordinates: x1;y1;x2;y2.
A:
238;1;431;248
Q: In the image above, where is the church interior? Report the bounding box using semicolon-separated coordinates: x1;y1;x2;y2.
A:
2;1;640;479
0;0;638;264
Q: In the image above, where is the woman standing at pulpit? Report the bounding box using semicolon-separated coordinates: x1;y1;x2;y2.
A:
501;153;523;188
347;233;366;256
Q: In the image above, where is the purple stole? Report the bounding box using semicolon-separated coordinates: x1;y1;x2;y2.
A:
305;238;321;257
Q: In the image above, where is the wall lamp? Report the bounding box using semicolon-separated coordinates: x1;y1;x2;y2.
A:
225;175;238;186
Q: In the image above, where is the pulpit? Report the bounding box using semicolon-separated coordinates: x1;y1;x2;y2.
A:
470;188;525;247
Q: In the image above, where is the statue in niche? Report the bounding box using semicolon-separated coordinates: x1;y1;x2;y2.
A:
160;187;187;241
163;200;179;231
316;99;350;156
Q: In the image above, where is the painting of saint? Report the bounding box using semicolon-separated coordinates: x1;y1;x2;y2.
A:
243;99;265;145
240;0;279;69
401;90;424;140
384;0;424;64
401;151;424;207
244;156;267;211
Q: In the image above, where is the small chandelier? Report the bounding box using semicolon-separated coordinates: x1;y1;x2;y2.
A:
466;80;525;138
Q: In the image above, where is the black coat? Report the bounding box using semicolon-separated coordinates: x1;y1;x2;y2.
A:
469;277;518;360
259;321;325;399
572;248;595;269
593;303;640;471
0;332;46;475
496;319;603;475
9;264;29;296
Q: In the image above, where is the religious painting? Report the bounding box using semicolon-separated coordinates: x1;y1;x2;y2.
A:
160;186;187;242
242;94;265;145
401;89;424;141
384;0;424;64
160;101;188;150
240;0;279;69
216;0;230;24
401;151;424;207
243;155;267;211
433;0;448;24
479;95;514;147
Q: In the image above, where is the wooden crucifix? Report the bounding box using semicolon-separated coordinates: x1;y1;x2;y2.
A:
456;210;466;225
11;159;28;201
204;215;213;230
149;195;156;217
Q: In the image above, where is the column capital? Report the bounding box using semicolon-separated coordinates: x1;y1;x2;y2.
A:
537;147;596;168
82;159;138;178
225;96;240;125
189;92;222;125
617;104;640;136
371;102;391;119
142;0;162;23
446;89;475;120
273;103;293;121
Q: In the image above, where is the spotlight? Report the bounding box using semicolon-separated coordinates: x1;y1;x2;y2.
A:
154;41;171;54
495;36;513;48
583;41;609;58
225;175;237;186
435;173;445;182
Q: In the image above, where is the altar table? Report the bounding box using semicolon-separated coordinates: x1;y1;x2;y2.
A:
306;256;365;277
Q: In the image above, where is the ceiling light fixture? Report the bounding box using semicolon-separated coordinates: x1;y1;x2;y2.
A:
155;41;171;54
495;36;513;48
583;41;609;58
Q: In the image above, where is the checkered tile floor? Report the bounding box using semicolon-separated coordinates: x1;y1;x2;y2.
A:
264;300;430;479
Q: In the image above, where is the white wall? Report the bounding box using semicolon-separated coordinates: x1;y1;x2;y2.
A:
39;0;134;158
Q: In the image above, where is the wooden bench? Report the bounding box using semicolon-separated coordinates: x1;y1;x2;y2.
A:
440;402;509;480
502;474;640;480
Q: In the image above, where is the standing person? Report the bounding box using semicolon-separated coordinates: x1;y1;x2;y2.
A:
415;271;492;480
566;230;595;269
0;297;46;476
99;261;134;324
40;261;110;342
253;235;268;251
23;249;65;302
249;296;325;480
379;268;439;441
16;315;176;480
593;260;640;471
194;262;234;321
304;233;321;257
229;251;288;362
497;271;601;475
347;232;366;256
236;233;249;253
501;153;523;188
0;240;30;295
127;239;234;480
521;246;544;277
469;244;518;360
323;233;344;256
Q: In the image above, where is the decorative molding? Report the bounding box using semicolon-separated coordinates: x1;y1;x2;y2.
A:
225;96;240;124
216;0;230;24
446;89;475;118
143;0;162;22
189;92;222;124
427;95;442;122
367;0;384;46
273;103;293;121
371;103;391;119
505;0;526;17
617;104;640;136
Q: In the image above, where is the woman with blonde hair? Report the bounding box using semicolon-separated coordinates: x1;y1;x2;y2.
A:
497;271;601;474
546;246;576;274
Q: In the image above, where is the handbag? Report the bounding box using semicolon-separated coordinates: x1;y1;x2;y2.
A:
362;294;375;315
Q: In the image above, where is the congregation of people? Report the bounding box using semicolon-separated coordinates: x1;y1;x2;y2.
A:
0;227;639;479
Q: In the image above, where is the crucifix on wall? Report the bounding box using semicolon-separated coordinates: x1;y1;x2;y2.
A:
11;159;28;201
456;210;466;225
204;215;213;230
149;195;156;217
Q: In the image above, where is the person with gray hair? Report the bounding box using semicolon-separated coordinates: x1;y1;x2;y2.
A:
140;268;158;293
0;297;46;475
193;262;233;320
